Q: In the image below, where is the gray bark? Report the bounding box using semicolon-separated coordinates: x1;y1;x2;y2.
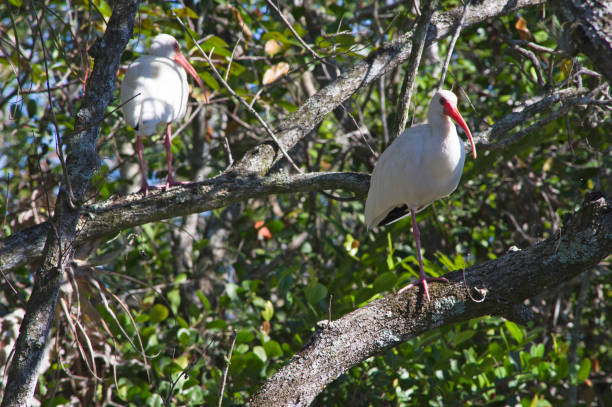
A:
553;0;612;83
0;1;139;406
249;193;612;407
0;172;369;274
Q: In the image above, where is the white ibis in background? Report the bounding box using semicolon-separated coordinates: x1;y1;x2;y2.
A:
120;34;207;194
365;90;476;302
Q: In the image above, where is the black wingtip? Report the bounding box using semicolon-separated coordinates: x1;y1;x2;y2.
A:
377;204;409;227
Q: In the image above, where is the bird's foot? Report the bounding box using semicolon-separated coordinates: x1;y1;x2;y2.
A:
398;276;449;302
164;177;189;189
138;184;161;196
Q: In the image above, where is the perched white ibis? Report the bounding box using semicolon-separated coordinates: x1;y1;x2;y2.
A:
120;34;207;193
365;90;476;302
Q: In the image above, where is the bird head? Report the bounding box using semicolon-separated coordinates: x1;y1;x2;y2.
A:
149;34;207;101
429;90;476;159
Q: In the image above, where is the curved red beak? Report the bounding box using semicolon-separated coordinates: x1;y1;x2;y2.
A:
443;102;477;159
174;51;209;103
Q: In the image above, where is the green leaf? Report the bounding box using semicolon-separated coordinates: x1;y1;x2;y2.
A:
200;71;220;91
556;356;569;379
176;316;189;329
225;283;240;301
263;340;283;358
172;6;198;18
452;329;475;346
577;358;591;382
167;288;181;314
386;254;395;271
253;346;267;362
236;330;255;344
206;319;228;331
196;290;211;312
94;0;112;19
332;34;355;46
177;328;196;347
305;282;327;305
373;272;397;293
530;343;545;358
261;300;274;322
505;320;524;344
149;304;169;323
204;35;229;48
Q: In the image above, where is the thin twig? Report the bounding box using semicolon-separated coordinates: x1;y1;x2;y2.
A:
165;362;193;407
266;0;329;66
438;0;470;90
32;1;76;208
391;0;438;140
511;44;545;88
217;331;237;407
174;14;303;173
225;33;242;83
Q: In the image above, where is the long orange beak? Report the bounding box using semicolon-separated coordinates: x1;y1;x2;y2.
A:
174;51;209;103
444;102;477;159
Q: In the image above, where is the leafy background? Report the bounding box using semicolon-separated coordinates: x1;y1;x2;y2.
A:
0;0;610;406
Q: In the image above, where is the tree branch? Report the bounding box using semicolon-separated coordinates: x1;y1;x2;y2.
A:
0;172;369;274
249;193;612;407
476;85;611;150
391;0;437;140
552;0;612;83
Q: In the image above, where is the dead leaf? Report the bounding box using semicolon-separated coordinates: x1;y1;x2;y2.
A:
229;5;252;42
265;39;282;56
515;16;532;40
254;221;272;240
262;62;290;85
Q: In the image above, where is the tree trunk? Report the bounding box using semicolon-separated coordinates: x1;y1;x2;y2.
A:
553;0;612;82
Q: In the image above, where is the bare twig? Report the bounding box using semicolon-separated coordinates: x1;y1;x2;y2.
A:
165;362;193;407
265;0;328;65
391;0;438;140
476;85;609;148
32;2;76;208
482;85;609;149
217;331;237;407
511;44;545;88
438;0;470;90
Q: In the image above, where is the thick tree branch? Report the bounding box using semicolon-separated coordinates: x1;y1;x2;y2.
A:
0;172;369;274
0;1;139;406
552;0;612;83
249;193;612;407
476;85;611;150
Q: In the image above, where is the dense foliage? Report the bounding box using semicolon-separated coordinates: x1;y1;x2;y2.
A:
1;0;610;405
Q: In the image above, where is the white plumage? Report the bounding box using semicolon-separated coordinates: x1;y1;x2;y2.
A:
365;90;476;301
120;34;206;193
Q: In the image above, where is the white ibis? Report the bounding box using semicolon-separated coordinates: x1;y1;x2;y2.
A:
120;34;207;193
365;90;476;302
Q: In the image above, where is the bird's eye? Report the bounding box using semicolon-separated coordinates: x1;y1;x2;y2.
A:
173;42;180;51
439;97;446;105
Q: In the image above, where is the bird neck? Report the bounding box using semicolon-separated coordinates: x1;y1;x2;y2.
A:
427;114;454;139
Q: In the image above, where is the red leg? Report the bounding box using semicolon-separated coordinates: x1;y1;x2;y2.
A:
135;135;150;195
164;124;187;188
397;208;448;301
